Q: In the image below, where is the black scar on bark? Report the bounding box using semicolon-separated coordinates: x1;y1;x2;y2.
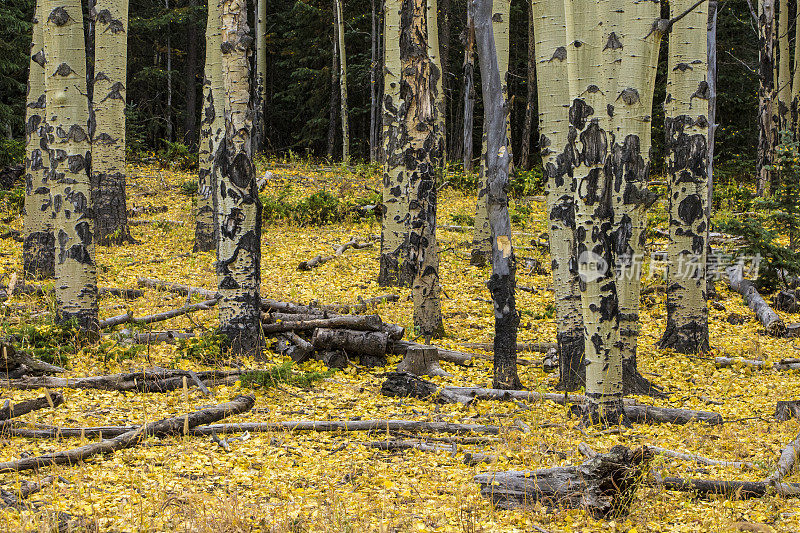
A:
604;32;622;50
569;99;594;130
580;122;607;166
23;231;55;279
66;244;92;265
48;7;70;26
55;63;75;77
677;194;702;225
28;95;46;111
488;273;522;390
550;201;575;229
550;46;567;62
554;331;586;392
67;154;87;174
658;316;710;353
32;51;45;68
613;214;633;258
74;221;92;245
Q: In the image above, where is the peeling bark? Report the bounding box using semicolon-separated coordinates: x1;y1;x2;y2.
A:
45;0;99;334
462;2;476;171
217;0;263;357
254;0;267;153
659;0;710;354
23;0;55;279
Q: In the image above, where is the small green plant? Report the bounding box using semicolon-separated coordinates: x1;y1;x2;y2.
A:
4;320;87;366
157;141;198;171
260;187;380;226
450;213;475;226
93;338;145;364
175;333;227;363
533;302;556;320
0;137;25;168
509;168;545;197
0;186;24;218
240;361;335;389
179;180;199;196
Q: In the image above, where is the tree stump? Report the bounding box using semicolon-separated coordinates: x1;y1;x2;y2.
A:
774;290;799;313
776;401;800;421
315;349;349;369
396;345;450;377
474;445;653;517
381;372;472;404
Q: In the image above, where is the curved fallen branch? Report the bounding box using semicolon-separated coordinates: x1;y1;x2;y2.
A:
2;343;66;374
650;446;756;469
297;237;373;271
764;430;800;485
725;266;786;336
0;395;255;474
99;298;219;329
658;477;800;498
261;314;384;334
0;391;64;421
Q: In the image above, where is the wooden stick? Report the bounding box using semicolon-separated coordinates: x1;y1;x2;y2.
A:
1;342;66;374
0;391;63;421
650;446;756;469
297;238;373;271
0;395;255;474
260;314;384;334
725;266;786;336
658;477;800;498
3;368;242;392
459;341;556;354
715;356;800;371
99;298;219;329
764;430;800;485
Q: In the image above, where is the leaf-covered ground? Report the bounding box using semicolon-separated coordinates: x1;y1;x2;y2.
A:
1;161;800;532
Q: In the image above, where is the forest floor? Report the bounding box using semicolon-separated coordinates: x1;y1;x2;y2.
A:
1;160;800;532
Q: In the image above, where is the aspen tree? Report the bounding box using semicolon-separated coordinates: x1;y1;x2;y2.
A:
44;0;99;333
659;0;711;354
402;0;443;341
23;0;54;279
474;0;521;390
792;0;800;133
518;2;535;171
91;0;131;246
427;0;445;161
471;0;510;267
369;0;379;162
777;0;790;130
335;0;350;163
378;0;412;287
564;0;625;425
195;0;224;253
530;0;584;391
757;0;776;195
462;1;476;171
255;0;267;153
217;0;263;357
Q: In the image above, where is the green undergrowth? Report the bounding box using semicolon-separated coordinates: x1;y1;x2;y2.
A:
260;188;380;226
240;361;336;389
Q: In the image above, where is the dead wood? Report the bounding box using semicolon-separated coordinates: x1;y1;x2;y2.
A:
389;340;526;366
775;401;800;421
297;238;374;271
1;342;66;374
124;252;193;268
658;477;800;498
396;345;450;377
764;430;800;485
136;277;219;299
715;356;800;371
129;330;196;344
283;332;314;362
459;341;557;354
315;349;351;368
261;314;384;334
725;266;786;336
313;328;388;357
0;391;64;421
323;294;399;314
99;298;219;329
474;445;653;516
98;287;145;299
649;446;755;469
128;219;185;226
367;439;455;454
3;368;241;392
1;475;56;508
0;395;255;474
381;372;479;404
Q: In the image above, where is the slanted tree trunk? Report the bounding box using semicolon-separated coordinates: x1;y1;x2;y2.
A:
194;0;224;253
531;0;584;392
45;0;99;334
518;2;535;171
462;1;476;171
23;0;54;279
91;0;131;246
607;0;663;395
183;0;199;147
565;0;624;425
658;0;711;354
474;0;520;390
757;0;776;195
402;0;443;342
254;0;267;153
378;0;412;287
335;0;349;163
471;0;510;267
217;0;263;357
427;0;445;162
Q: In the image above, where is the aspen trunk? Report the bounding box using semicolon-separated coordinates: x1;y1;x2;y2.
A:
335;0;350;163
439;0;451;157
518;2;534;171
462;2;476;171
183;0;199;147
531;0;584;392
254;0;267;153
471;0;510;267
607;0;662;395
777;0;790;130
327;4;339;160
45;0;99;334
427;0;445;162
165;0;173;142
91;0;131;246
369;0;379;162
757;0;776;195
402;0;443;342
195;0;224;253
658;0;711;354
708;0;718;207
564;0;624;425
217;0;263;357
475;0;520;390
792;0;800;135
379;0;412;287
23;0;55;279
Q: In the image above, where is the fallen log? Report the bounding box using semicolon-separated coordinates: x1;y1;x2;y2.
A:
261;314;384;334
715;356;800;371
1;475;55;508
323;294;399;314
130;330;196;344
297;237;373;271
0;392;64;421
649;446;755;469
382;372;473;404
3;368;242;392
474;445;652;516
658;477;800;498
136;277;218;299
775;400;800;421
1;343;66;374
128;219;185;227
3;419;501;439
99;298;219;329
725;266;786;336
367;439;454;454
389;340;530;366
313;328;388;357
459;341;556;354
283;331;314;362
764;430;800;485
0;395;255;474
98;287;144;299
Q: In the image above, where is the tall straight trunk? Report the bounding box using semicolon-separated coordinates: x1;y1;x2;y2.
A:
165;0;173;142
471;0;510;267
44;0;99;334
791;0;800;135
376;0;385;163
658;0;711;354
462;2;476;171
369;0;379;162
218;0;263;357
379;0;411;287
23;0;54;279
777;0;791;130
402;0;443;341
564;0;624;425
518;2;535;171
474;0;520;390
439;0;451;158
327;5;339;161
708;0;718;208
607;0;662;395
335;0;349;163
531;0;583;391
255;0;267;153
184;0;199;147
91;0;131;246
757;0;776;195
194;0;224;253
427;0;445;162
